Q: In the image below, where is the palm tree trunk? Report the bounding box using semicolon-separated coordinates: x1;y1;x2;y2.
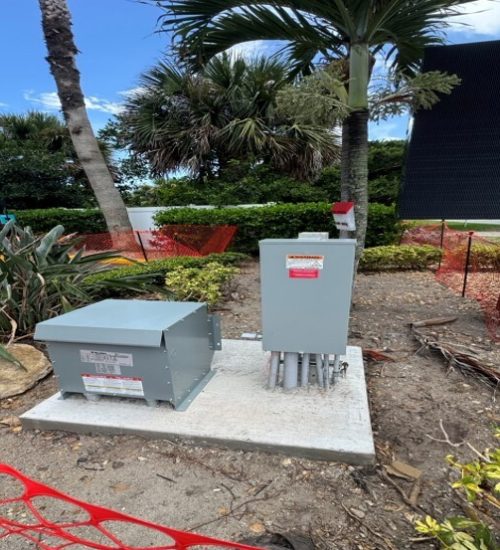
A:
340;110;369;261
339;43;370;265
38;0;132;236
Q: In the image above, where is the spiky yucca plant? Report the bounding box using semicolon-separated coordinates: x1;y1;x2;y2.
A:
0;221;156;338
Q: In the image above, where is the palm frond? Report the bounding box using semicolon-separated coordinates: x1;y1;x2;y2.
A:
153;0;486;76
121;53;339;177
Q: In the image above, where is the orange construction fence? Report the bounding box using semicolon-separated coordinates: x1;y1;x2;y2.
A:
402;223;499;342
0;463;261;550
77;225;237;261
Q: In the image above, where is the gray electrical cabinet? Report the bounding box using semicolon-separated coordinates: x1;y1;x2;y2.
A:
34;300;221;410
260;238;356;355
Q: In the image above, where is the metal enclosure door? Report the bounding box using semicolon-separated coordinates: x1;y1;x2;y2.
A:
260;239;356;354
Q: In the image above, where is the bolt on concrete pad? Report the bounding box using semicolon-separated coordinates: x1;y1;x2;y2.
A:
21;341;375;464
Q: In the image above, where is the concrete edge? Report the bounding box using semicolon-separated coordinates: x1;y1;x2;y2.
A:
21;413;375;465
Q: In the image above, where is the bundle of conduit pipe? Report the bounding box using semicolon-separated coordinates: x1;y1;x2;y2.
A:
268;352;346;390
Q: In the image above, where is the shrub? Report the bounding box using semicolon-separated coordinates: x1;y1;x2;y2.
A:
470;243;500;270
314;168;400;206
415;429;499;549
85;252;248;286
0;222;156;337
127;141;405;208
368;176;400;205
13;208;105;234
165;262;238;307
133;171;329;207
359;245;442;271
155;202;400;254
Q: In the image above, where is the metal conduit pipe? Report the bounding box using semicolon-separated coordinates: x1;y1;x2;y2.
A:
268;351;280;389
323;354;330;390
283;352;299;390
301;353;310;386
315;354;324;388
332;354;341;383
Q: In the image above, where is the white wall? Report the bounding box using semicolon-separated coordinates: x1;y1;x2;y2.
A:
126;204;275;231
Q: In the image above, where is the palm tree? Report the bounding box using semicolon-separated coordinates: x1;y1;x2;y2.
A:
0;111;97;209
38;0;132;236
0;111;67;146
154;0;479;253
118;54;339;180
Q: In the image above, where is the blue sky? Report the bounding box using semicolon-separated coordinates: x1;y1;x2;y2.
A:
1;0;500;140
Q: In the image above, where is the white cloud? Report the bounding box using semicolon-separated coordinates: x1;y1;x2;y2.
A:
227;40;268;59
450;1;500;36
118;86;147;99
24;90;125;115
84;96;125;115
24;91;62;110
0;101;8;108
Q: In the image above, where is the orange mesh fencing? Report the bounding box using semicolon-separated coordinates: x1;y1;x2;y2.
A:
0;463;261;550
402;223;500;341
77;226;237;262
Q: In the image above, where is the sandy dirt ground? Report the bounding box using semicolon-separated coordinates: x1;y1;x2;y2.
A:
1;260;499;549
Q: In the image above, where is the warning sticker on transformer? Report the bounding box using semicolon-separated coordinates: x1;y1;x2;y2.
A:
286;254;324;270
81;374;144;397
80;350;134;367
289;268;319;279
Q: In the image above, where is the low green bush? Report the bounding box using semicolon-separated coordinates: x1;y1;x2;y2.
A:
13;208;105;234
470;243;500;270
165;262;238;307
359;245;442;271
155;202;400;254
415;429;499;549
85;252;248;286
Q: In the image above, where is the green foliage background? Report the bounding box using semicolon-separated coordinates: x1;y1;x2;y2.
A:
155;202;400;254
0;112;95;210
126;140;406;207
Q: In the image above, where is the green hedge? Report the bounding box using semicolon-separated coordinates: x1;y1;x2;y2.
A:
155;202;400;254
12;202;402;253
85;252;248;286
13;208;105;234
469;243;500;270
359;245;442;271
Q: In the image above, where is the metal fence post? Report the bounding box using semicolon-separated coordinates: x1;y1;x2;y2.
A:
136;231;149;262
438;219;445;269
461;231;474;298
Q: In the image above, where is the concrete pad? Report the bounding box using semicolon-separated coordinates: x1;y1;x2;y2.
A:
21;341;375;464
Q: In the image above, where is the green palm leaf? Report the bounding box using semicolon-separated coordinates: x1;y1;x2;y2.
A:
0;344;25;371
120;52;339;179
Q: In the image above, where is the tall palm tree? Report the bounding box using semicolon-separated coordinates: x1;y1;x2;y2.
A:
38;0;132;236
154;0;479;253
119;54;339;180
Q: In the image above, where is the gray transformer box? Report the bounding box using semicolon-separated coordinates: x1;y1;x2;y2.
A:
34;300;221;410
259;239;356;354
